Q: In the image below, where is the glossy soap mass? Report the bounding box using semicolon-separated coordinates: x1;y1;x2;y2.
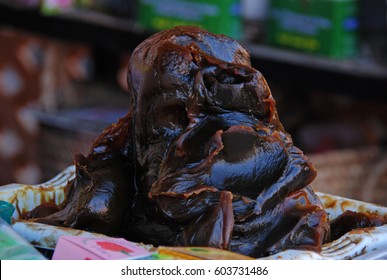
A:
28;26;332;258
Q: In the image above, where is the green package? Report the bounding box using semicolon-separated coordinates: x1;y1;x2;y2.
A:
267;0;359;58
0;201;15;225
0;218;45;260
137;0;242;39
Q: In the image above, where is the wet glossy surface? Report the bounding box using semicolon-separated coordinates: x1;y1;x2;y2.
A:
25;26;332;257
33;115;134;236
330;210;386;241
5;168;387;259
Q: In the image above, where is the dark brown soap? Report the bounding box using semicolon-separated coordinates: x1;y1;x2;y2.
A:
330;210;386;241
29;26;331;258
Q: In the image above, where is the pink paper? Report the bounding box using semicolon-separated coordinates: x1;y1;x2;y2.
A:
52;236;151;260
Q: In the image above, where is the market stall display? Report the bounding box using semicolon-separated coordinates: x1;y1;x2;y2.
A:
2;165;387;260
2;26;384;260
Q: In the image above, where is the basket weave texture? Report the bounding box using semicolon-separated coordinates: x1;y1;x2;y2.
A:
310;146;387;206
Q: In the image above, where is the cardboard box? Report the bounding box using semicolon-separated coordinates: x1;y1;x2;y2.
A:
137;0;242;39
267;0;359;58
52;236;152;260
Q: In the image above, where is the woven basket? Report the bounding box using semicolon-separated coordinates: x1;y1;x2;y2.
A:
309;146;387;206
38;124;98;181
35;108;126;181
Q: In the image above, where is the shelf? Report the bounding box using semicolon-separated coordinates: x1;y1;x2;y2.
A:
246;44;387;80
1;2;386;99
58;8;142;34
0;3;149;51
51;8;387;80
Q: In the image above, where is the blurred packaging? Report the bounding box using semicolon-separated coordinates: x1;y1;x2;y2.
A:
0;29;45;185
0;218;45;260
242;0;269;42
41;0;75;15
6;0;136;19
139;246;254;260
76;0;136;18
52;236;152;260
0;28;94;185
137;0;242;39
267;0;359;58
0;201;15;225
158;246;254;260
38;41;94;112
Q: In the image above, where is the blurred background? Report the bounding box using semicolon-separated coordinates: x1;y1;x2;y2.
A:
0;0;386;205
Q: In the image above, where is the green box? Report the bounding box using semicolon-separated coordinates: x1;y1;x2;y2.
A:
267;0;359;58
137;0;242;40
